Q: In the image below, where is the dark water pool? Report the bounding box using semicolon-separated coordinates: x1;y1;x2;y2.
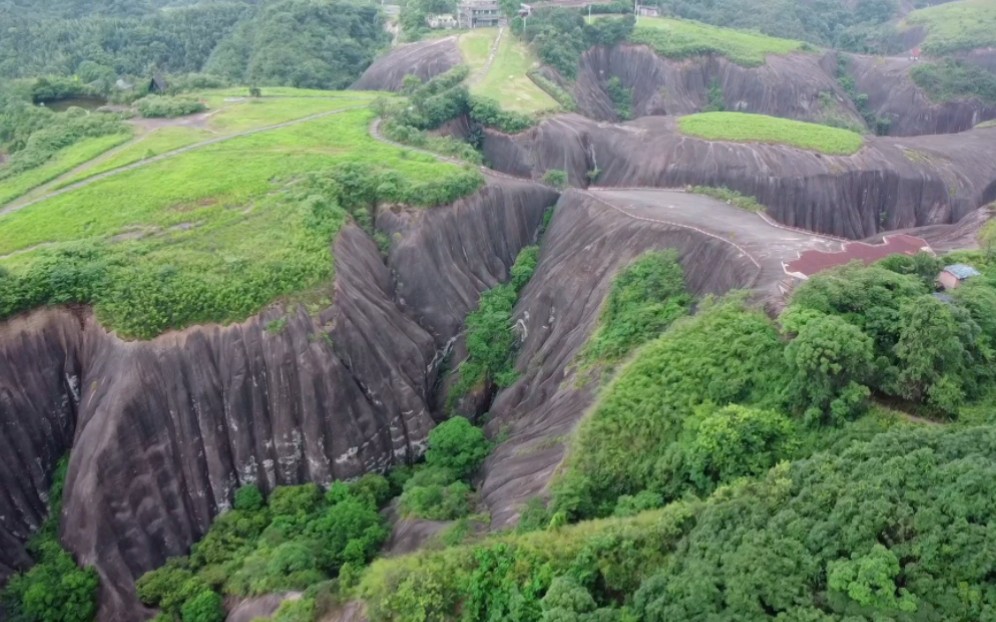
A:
41;96;108;112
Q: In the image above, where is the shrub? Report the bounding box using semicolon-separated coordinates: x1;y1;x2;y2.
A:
689;185;765;212
233;485;264;512
910;59;996;105
0;457;100;622
399;467;473;520
179;590;224;622
543;169;568;189
468;96;535;134
578;251;691;368
425;417;490;481
135;95;207;118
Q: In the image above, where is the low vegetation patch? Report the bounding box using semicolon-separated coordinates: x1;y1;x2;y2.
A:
904;0;996;55
136;476;391;621
690;185;766;212
678;111;864;155
135;95;207;119
0;457;100;622
577;251;691;370
910;59;996;105
629;16;804;68
449;245;540;412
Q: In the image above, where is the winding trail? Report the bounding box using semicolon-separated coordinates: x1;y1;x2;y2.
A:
0;105;366;217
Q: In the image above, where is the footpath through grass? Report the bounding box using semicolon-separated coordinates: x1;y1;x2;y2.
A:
629;16;805;67
0;132;131;205
678;111;864;155
462;29;558;114
904;0;996;55
0;95;483;339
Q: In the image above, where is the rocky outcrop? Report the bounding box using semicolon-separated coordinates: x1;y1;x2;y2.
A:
478;191;759;526
351;37;463;92
574;46;865;128
846;53;996;136
0;181;556;621
0;309;83;580
482;114;996;239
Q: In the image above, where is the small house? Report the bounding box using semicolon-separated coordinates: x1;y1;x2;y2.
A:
938;264;980;290
148;74;169;94
636;5;660;17
458;0;501;28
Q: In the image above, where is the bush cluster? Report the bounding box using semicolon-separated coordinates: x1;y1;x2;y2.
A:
136;477;391;620
399;417;491;520
134;95;207;118
578;251;691;369
0;458;100;622
449;245;541;409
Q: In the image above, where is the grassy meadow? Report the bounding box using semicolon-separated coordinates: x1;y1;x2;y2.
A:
460;28;559;114
678;111;864;154
904;0;996;55
629;16;805;67
0;92;483;339
0;133;132;206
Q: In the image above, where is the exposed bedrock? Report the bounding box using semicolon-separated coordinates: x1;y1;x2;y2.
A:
478;190;758;526
0;309;83;581
482;114;996;239
0;181;555;621
847;53;996;136
351;37;463;91
574;45;864;127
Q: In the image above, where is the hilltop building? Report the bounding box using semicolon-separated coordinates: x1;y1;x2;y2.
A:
938;263;980;290
458;0;501;28
426;13;458;28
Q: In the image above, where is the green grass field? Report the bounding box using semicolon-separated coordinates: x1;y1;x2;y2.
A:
628;16;805;67
904;0;996;55
461;29;559;114
56;127;213;187
0;133;132;205
0;93;483;339
2;90;377;205
458;28;497;73
678;112;864;155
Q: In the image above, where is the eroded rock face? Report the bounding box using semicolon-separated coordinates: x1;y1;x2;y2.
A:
482;115;996;239
0;182;556;621
575;46;864;127
478;190;759;526
0;309;83;580
351;37;463;91
847;53;996;136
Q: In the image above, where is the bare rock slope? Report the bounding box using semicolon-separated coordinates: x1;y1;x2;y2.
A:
352;37;463;92
0;181;557;621
483;115;996;239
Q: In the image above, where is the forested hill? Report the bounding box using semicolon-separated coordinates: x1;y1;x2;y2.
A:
0;0;389;89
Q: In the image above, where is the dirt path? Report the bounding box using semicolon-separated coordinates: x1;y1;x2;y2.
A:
0;105;366;217
589;188;842;296
467;27;504;88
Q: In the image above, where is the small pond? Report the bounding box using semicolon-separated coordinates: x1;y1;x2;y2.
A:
40;96;109;112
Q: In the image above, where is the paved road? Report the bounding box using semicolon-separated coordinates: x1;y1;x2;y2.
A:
589;188;841;295
0;105;366;217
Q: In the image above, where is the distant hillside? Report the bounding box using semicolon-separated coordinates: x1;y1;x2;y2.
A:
0;0;389;89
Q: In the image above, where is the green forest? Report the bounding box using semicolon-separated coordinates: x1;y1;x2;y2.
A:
0;0;388;89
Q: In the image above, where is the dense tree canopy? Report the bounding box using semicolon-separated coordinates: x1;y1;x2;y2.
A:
0;0;388;90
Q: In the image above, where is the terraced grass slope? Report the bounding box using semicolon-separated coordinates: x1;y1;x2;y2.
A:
628;16;806;67
0;91;483;339
904;0;996;55
678;111;864;155
459;28;559;114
